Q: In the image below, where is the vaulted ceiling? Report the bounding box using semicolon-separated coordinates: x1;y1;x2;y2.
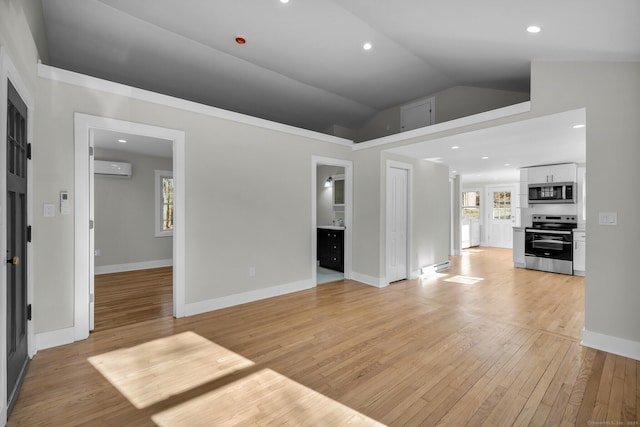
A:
40;0;640;133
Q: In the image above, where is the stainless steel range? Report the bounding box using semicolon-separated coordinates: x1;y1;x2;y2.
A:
525;215;577;275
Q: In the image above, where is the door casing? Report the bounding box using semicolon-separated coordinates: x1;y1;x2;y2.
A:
74;113;186;341
311;156;353;285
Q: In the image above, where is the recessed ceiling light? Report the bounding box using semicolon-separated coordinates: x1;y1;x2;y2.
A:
363;42;372;51
573;124;585;129
451;146;460;150
117;139;127;143
504;163;511;166
481;156;489;160
424;157;443;163
280;0;289;3
526;25;542;34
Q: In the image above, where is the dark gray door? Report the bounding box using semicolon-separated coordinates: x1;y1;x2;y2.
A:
6;81;30;414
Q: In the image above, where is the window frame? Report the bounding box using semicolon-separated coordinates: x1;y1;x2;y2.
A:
491;190;512;220
461;190;481;220
155;169;174;237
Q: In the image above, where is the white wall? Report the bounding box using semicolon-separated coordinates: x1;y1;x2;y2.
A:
530;62;640;356
94;148;173;269
349;148;451;286
33;70;355;332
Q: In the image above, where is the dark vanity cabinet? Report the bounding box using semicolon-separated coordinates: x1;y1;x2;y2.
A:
317;228;344;272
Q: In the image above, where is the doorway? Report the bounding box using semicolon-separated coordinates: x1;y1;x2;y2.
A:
73;114;186;341
316;164;345;284
312;157;352;286
91;130;174;331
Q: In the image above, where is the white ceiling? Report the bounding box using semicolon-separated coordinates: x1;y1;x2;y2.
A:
40;0;640;133
388;108;586;184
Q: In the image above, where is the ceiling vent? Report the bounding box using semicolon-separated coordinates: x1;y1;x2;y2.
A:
94;160;132;177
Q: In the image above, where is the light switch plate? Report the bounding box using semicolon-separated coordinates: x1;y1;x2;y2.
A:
598;212;617;225
43;203;55;218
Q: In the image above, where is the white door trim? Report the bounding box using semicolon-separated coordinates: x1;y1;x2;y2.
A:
311;156;353;284
0;46;36;424
386;160;413;284
73;114;186;341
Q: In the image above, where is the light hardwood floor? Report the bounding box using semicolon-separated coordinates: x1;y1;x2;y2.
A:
94;266;173;331
8;248;640;426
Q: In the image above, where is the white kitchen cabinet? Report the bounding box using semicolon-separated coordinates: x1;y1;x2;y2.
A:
573;230;586;276
527;163;577;184
513;227;525;268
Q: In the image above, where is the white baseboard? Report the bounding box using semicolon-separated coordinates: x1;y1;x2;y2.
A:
351;272;388;288
95;259;173;275
184;279;315;317
36;327;75;351
582;329;640;361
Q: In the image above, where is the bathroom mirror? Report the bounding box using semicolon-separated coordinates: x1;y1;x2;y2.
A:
333;174;344;211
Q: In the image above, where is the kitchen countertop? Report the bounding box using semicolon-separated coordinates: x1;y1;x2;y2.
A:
318;225;345;230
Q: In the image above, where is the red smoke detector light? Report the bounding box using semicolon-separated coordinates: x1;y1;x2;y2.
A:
235;37;247;45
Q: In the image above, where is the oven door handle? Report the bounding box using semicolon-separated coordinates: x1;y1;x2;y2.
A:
525;229;572;235
531;240;572;245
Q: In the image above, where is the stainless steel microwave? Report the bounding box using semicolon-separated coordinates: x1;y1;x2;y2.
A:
528;182;576;204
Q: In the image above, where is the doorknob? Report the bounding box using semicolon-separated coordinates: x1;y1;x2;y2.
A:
7;256;19;265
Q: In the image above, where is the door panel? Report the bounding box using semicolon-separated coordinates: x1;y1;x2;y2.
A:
6;80;30;414
486;186;514;248
400;99;433;132
387;167;408;282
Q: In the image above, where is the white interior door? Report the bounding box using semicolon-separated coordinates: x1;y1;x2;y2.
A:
486;185;514;248
387;166;408;282
400;98;433;132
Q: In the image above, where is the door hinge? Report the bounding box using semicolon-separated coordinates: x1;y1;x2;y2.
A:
89;220;94;230
27;225;32;243
27;143;32;160
89;146;94;156
27;304;32;321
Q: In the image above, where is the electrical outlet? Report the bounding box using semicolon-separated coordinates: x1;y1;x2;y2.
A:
249;267;256;277
598;212;618;226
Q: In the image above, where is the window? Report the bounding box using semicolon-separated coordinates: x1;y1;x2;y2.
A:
155;170;174;237
462;191;480;219
492;191;511;220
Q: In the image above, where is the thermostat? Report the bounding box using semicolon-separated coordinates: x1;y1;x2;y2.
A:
60;191;71;215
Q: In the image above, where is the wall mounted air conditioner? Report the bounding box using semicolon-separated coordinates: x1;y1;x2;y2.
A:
94;160;132;177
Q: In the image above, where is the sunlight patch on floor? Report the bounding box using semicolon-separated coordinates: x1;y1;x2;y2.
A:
88;331;383;425
444;275;485;285
420;272;450;284
463;248;484;253
88;331;254;409
151;368;384;426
